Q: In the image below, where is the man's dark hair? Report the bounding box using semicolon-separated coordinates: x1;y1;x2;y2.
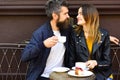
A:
45;0;68;19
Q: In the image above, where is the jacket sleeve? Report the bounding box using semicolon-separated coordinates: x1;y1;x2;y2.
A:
96;30;112;70
21;30;46;62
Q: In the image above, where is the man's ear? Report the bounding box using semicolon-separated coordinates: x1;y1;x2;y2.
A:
52;12;58;20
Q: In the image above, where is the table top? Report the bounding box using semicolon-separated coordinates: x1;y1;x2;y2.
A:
50;71;96;80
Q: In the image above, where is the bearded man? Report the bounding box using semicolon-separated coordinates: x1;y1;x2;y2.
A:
21;0;73;80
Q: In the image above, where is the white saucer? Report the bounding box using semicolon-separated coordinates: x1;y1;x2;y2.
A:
68;70;93;77
52;67;70;72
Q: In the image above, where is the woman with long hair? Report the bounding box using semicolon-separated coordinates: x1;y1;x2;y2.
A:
69;4;112;80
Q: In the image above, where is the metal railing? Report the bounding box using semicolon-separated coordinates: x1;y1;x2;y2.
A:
0;43;27;80
0;43;119;80
111;43;120;80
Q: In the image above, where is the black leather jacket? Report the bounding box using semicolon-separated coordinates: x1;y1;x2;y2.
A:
69;28;112;80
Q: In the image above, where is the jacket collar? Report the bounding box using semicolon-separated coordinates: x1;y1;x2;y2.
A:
77;31;86;48
46;21;54;36
92;33;104;54
78;30;105;54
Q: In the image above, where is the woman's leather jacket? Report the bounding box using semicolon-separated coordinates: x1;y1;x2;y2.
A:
68;28;112;80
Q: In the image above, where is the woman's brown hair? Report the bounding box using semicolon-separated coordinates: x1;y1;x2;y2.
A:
75;4;101;43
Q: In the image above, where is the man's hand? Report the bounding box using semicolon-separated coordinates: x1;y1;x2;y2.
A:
43;36;58;48
110;36;119;45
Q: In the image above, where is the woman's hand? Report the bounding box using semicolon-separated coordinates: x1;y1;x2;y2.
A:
86;60;97;69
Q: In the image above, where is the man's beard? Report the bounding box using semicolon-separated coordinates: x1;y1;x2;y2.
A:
56;18;70;30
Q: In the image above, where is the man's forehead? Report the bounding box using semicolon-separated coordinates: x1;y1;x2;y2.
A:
60;6;69;13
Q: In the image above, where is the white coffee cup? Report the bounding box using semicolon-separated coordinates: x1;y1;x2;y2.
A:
58;36;66;43
75;62;88;71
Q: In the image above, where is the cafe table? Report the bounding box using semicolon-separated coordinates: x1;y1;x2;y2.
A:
50;70;96;80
